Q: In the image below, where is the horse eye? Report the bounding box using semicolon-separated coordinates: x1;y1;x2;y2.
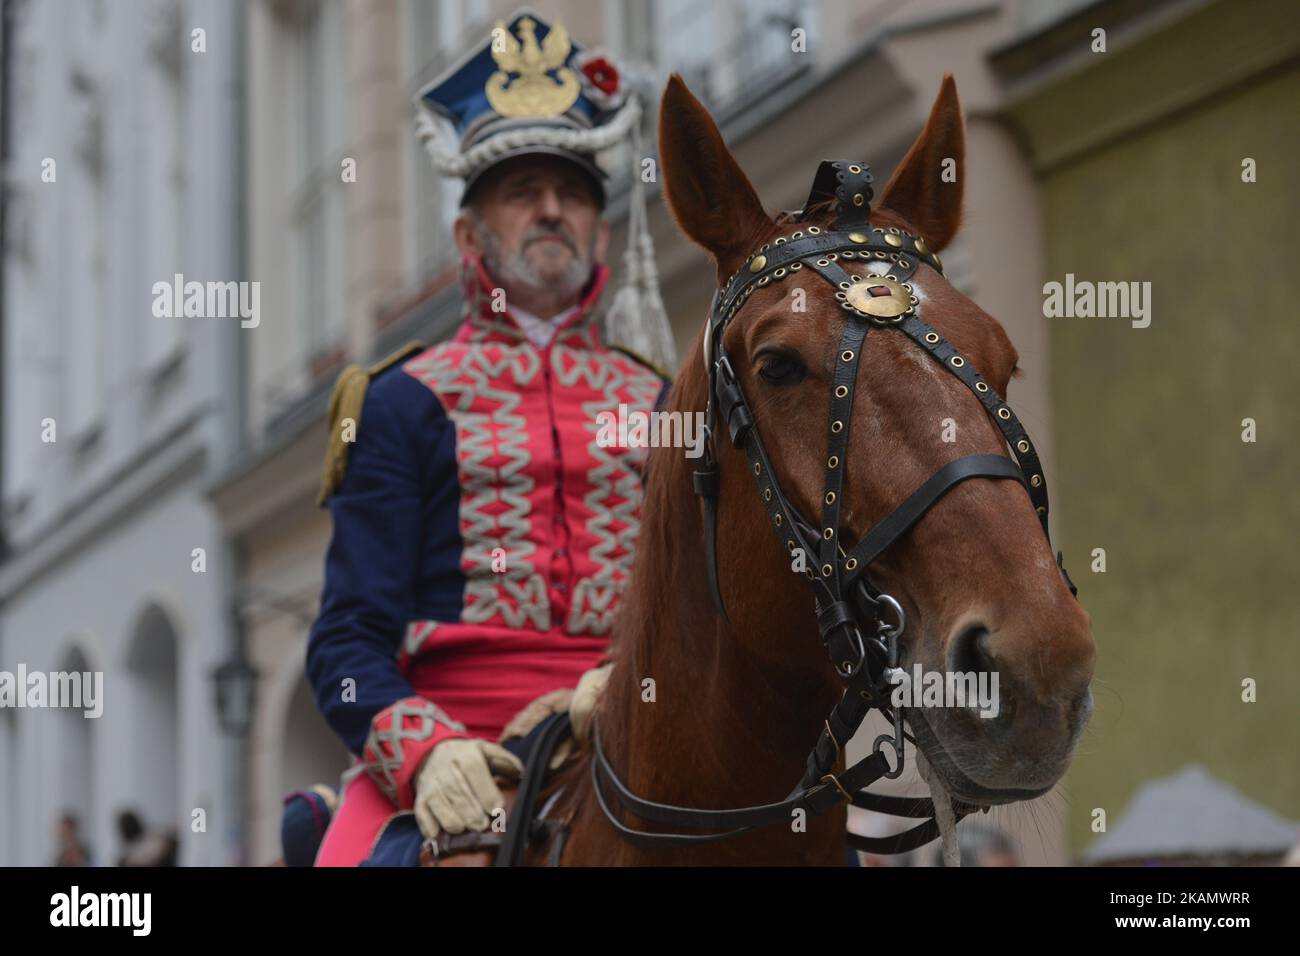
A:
757;350;807;385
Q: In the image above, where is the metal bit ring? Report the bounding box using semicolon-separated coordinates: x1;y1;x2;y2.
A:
875;593;905;639
872;730;905;779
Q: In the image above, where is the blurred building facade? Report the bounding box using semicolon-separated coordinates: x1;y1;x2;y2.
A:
0;0;243;865
989;0;1300;853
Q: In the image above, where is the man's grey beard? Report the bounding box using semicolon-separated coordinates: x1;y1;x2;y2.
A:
472;216;596;304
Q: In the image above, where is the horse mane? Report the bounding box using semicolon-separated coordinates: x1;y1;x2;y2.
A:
607;355;710;682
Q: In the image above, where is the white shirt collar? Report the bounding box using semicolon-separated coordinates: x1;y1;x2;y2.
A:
510;302;580;348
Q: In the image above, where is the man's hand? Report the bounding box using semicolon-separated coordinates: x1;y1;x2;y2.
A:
413;738;523;840
569;661;613;745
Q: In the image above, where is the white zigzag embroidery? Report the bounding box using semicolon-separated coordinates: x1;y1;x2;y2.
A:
403;620;439;658
363;696;467;801
553;346;663;635
405;344;551;630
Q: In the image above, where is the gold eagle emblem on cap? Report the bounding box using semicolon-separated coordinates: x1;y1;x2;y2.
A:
485;16;580;119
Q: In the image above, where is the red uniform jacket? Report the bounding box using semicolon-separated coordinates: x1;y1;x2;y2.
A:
307;257;668;808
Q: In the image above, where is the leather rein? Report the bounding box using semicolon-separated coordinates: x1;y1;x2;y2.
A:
591;160;1078;856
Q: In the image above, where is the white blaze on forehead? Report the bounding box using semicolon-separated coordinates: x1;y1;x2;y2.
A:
897;339;948;383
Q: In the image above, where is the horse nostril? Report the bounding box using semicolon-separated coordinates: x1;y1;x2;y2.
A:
949;623;995;676
1072;687;1095;723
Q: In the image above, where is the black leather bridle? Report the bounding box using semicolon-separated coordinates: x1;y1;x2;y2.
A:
592;160;1078;855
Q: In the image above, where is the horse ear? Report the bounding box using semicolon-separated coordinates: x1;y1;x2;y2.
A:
658;74;772;277
876;75;965;252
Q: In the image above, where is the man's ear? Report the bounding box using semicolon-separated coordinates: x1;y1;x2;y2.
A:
454;211;483;258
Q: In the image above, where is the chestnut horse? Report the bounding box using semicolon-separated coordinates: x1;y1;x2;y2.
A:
528;75;1095;866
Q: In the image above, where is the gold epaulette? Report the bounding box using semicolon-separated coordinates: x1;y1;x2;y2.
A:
609;343;673;383
317;340;426;506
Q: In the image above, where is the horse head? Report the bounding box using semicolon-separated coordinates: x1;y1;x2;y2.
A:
657;73;1095;808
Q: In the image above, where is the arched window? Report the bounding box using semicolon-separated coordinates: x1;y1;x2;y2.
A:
125;605;180;861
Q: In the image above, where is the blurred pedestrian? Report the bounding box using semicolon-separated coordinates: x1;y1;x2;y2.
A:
116;809;178;866
52;812;92;867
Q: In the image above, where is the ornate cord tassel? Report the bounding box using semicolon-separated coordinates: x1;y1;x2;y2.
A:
604;100;678;371
916;749;962;867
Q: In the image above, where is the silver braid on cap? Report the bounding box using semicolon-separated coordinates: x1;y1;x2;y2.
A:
415;95;643;178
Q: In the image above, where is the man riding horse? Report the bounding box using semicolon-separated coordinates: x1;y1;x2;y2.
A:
304;12;672;866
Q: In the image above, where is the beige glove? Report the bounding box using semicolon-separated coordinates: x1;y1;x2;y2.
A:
413;737;523;840
569;661;613;745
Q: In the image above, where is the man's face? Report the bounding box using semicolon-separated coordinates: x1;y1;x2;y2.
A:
454;155;609;311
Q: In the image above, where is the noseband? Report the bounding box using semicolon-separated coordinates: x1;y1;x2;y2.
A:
592;160;1078;855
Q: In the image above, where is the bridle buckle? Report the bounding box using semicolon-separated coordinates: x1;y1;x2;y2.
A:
713;352;736;386
819;772;854;804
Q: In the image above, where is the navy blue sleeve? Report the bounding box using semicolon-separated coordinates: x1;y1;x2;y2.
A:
306;368;451;755
654;379;671;412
